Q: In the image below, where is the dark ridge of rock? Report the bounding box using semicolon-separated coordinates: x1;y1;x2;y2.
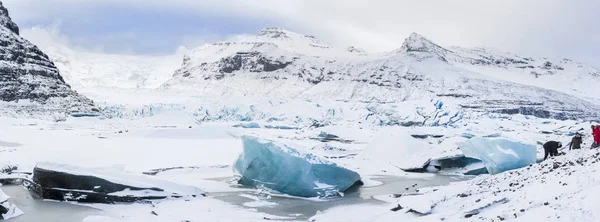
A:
218;52;293;74
0;2;18;34
0;0;95;116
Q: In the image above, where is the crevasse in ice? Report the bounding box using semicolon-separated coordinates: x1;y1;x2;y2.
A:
460;137;536;174
233;136;361;198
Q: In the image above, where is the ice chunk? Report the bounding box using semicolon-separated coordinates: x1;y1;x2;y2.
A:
460;133;475;139
233;122;260;128
460;137;536;174
310;132;354;143
30;162;205;203
233;136;361;198
483;133;501;138
402;154;487;175
263;125;300;130
0;188;24;220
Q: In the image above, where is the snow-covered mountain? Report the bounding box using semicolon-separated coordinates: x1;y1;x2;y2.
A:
164;28;600;120
0;1;94;117
25;26;600;121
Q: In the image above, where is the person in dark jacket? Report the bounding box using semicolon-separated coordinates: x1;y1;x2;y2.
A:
543;141;562;160
569;133;583;150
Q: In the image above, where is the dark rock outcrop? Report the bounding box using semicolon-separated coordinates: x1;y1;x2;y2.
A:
218;52;293;74
0;2;17;35
0;1;94;116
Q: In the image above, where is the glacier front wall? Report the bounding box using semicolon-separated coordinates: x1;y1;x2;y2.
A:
233;136;361;198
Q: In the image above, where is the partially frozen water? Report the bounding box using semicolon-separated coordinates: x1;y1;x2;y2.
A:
209;174;472;220
0;140;21;147
1;185;103;222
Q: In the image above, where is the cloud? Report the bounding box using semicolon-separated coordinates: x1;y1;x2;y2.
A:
6;0;600;66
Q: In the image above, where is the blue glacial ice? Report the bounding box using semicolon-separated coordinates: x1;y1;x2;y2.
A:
460;137;537;174
233;122;261;128
233;136;362;198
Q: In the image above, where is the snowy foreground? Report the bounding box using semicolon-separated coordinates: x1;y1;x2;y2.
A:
1;92;599;222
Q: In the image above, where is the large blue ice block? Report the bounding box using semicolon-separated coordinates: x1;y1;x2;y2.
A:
233;136;361;198
460;137;537;174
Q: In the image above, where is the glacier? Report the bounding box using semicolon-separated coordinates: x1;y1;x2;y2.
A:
233;136;362;198
460;137;537;174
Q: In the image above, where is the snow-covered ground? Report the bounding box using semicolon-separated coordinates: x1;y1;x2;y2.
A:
1;88;599;221
6;21;600;222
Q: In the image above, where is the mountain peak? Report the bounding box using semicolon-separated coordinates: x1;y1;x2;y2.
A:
257;27;294;39
0;1;18;34
399;32;446;54
397;32;450;61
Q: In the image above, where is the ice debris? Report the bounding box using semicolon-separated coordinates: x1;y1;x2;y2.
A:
403;154;487;175
0;188;23;220
460;137;536;174
233;136;362;198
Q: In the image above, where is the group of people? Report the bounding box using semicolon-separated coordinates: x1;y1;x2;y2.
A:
542;125;600;160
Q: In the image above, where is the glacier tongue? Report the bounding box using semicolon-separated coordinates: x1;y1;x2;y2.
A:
460;137;537;174
233;136;361;198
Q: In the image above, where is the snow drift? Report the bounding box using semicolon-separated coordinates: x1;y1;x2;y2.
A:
233;136;362;198
460;137;537;174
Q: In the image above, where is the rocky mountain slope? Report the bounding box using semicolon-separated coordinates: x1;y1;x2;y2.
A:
0;1;94;117
164;28;600;120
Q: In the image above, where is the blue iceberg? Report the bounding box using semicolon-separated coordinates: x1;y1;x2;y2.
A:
460;137;536;174
233;136;362;198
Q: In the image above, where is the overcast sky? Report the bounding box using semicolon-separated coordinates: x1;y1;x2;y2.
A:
4;0;600;66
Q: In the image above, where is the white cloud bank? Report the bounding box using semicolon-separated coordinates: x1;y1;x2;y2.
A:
5;0;600;66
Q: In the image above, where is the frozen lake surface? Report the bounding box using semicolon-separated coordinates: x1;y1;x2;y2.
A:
0;174;470;221
209;174;471;220
1;185;103;222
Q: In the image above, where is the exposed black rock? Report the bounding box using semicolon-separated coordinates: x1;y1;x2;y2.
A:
218;52;293;74
0;2;17;35
0;1;95;116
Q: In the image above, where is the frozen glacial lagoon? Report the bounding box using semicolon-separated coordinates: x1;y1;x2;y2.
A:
209;174;472;220
0;175;469;221
1;185;103;222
